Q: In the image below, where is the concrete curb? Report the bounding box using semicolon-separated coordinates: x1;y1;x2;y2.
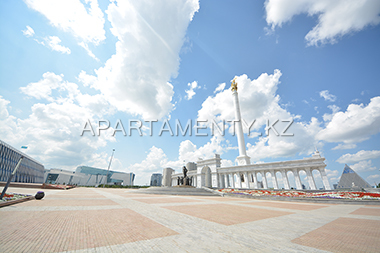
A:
202;187;225;196
0;195;35;208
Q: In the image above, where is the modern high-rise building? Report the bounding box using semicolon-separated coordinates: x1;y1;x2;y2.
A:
0;140;44;183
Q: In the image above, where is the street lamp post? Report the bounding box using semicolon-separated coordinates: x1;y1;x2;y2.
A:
103;149;115;188
0;156;24;199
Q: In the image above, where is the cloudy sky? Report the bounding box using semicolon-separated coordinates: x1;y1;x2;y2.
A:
1;0;380;187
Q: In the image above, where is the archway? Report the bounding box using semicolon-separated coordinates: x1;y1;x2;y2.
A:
266;172;273;189
299;170;309;190
287;171;297;189
256;172;263;188
276;171;284;189
312;169;323;189
201;166;211;187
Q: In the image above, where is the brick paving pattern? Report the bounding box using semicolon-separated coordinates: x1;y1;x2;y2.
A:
163;203;293;225
135;197;202;204
49;194;106;199
15;199;119;206
246;201;328;211
350;207;380;216
0;186;379;252
292;217;380;253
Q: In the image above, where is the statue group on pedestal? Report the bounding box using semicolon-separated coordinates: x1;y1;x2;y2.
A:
177;166;192;186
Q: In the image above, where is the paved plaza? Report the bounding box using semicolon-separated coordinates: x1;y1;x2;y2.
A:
0;187;379;252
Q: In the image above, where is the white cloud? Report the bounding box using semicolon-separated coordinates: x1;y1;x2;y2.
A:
214;83;226;94
20;72;64;101
77;70;98;87
129;146;169;185
319;90;336;102
82;0;199;120
22;25;35;37
317;97;380;143
1;72;117;170
332;143;357;150
0;96;11;120
322;104;340;121
78;42;99;61
178;136;228;163
25;0;105;45
265;0;380;46
0;99;112;171
20;72;113;115
367;174;380;182
185;81;199;100
336;150;380;164
325;168;339;179
45;36;71;54
351;160;377;172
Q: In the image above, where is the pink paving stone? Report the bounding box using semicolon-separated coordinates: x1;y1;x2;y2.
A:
15;199;119;206
47;194;106;199
112;193;166;198
0;208;178;253
245;201;329;211
350;207;380;216
191;196;247;201
292;217;380;253
135;197;202;204
164;203;293;225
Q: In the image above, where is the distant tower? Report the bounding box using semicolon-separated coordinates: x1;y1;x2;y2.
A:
231;78;251;165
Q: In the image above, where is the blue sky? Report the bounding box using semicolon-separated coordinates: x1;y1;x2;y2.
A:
1;0;380;186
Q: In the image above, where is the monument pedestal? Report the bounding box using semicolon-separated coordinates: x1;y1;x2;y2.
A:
236;155;251;166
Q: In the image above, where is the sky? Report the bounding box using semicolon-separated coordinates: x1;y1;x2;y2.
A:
1;0;380;187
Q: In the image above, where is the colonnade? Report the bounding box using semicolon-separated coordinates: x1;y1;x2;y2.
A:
218;167;331;190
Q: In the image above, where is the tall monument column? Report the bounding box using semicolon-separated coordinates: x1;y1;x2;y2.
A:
231;78;251;165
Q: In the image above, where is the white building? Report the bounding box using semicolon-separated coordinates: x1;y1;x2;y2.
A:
44;166;135;186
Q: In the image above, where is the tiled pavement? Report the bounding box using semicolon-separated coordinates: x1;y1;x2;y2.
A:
0;187;379;252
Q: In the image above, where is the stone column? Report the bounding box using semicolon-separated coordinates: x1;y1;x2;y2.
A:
162;168;175;187
293;169;302;190
218;174;223;188
244;172;250;189
197;174;202;188
271;170;278;189
261;171;268;189
319;168;331;190
212;173;218;188
230;173;235;188
281;170;290;190
252;172;258;189
231;80;251;165
223;174;228;188
238;173;243;188
305;168;317;190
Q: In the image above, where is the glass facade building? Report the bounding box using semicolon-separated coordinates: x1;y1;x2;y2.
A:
0;140;44;183
150;173;162;186
44;166;135;186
